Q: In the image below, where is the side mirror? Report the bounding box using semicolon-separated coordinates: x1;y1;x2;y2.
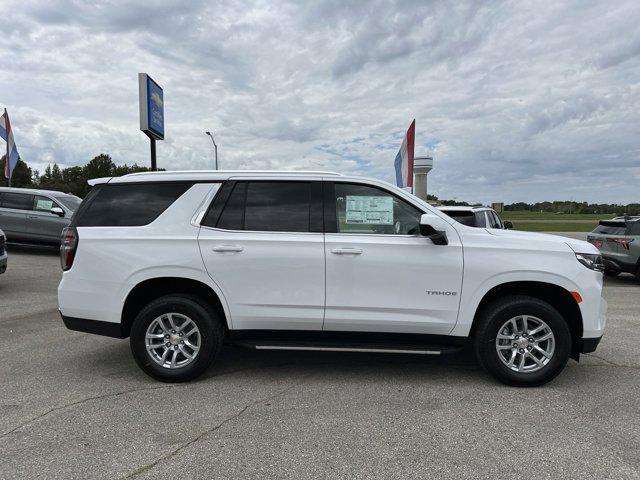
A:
50;207;65;217
503;220;513;230
419;213;449;245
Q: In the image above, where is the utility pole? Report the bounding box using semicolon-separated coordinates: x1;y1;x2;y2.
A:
205;131;218;170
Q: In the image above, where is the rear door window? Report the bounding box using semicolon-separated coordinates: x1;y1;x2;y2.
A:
212;181;314;233
73;183;193;227
1;192;34;211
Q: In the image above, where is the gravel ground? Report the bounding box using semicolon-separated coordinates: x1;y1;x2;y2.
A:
1;243;639;479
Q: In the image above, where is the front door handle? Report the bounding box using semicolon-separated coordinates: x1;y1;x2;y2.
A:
331;248;363;255
27;215;40;219
212;245;244;253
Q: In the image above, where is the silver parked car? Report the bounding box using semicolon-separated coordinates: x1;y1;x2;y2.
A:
0;228;6;274
0;187;82;245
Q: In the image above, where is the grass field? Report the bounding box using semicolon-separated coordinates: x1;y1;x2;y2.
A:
501;211;616;232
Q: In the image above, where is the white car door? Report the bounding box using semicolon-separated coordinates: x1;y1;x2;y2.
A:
198;180;325;331
323;181;464;335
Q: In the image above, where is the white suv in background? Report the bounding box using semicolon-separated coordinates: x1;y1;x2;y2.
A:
58;171;606;386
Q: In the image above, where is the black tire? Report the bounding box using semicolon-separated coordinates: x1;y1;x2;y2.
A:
604;268;620;278
473;295;571;387
130;295;224;382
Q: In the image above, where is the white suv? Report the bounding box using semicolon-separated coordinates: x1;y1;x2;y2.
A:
58;171;606;386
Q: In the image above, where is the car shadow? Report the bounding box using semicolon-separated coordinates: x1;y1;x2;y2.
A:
604;273;638;286
6;243;59;256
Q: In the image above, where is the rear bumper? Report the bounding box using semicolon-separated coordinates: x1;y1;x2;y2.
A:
602;256;636;274
580;336;602;354
60;311;125;339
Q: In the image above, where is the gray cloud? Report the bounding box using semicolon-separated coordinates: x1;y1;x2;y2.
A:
0;0;638;203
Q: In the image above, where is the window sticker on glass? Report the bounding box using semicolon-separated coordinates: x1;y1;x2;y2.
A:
36;199;54;210
345;196;393;224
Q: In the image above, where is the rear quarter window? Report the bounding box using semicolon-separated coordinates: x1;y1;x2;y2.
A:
72;182;193;227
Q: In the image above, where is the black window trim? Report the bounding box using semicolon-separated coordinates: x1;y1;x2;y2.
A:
323;181;427;236
200;180;324;234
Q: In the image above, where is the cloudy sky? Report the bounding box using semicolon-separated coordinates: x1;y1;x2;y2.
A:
1;0;639;204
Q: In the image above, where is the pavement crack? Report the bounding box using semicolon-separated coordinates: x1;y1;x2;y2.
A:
0;384;178;438
584;353;639;369
122;379;306;479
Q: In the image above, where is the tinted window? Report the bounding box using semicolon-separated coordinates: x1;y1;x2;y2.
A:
333;183;421;235
1;192;33;210
73;183;192;227
216;182;246;230
444;210;476;226
593;223;626;235
627;221;640;235
244;182;311;232
33;195;57;212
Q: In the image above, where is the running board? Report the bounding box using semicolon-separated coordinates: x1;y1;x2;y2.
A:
232;340;463;356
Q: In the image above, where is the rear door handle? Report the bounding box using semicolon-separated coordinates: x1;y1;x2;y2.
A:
27;215;39;219
212;245;244;253
331;248;363;255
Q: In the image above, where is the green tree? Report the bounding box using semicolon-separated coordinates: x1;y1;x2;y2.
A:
83;154;115;180
0;158;33;187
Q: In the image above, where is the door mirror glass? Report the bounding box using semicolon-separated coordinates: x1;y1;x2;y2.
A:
50;206;65;217
419;214;449;245
503;220;513;229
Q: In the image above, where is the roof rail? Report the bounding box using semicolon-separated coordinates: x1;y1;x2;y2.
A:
124;170;343;177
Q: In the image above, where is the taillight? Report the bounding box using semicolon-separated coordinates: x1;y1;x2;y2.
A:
606;237;634;250
60;227;78;271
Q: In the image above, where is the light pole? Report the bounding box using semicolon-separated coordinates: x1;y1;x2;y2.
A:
205;131;218;170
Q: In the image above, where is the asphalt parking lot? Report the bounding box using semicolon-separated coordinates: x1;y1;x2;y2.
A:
1;242;639;479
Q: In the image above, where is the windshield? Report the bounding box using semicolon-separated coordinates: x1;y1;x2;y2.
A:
54;195;82;211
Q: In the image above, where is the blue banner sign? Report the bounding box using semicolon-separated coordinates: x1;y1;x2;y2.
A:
138;73;164;140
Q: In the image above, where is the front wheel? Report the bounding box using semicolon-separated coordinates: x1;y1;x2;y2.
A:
474;295;571;387
130;295;224;382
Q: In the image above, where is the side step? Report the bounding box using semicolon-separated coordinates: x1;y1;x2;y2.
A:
232;340;463;356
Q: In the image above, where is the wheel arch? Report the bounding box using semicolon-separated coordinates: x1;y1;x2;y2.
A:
121;277;230;338
469;281;583;359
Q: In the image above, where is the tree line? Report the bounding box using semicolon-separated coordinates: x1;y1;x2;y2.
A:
1;155;637;213
1;154;153;198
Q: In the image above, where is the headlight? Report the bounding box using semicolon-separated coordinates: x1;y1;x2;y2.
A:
575;253;604;272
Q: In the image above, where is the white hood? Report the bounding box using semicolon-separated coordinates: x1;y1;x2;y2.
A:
485;229;599;255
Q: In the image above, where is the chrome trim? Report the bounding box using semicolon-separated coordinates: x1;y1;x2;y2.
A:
254;345;441;355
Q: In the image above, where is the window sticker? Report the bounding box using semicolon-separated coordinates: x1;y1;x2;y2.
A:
36;199;54;211
345;196;393;224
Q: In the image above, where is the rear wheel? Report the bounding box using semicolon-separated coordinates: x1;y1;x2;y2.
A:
474;295;571;387
130;295;224;382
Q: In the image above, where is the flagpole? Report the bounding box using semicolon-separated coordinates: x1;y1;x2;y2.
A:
5;109;9;187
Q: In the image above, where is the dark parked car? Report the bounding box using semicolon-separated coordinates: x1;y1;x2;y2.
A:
0;187;82;246
587;217;640;280
0;228;6;274
438;206;513;229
